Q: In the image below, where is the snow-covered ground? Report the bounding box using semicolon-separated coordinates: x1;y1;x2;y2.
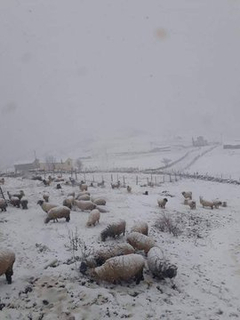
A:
1;155;240;319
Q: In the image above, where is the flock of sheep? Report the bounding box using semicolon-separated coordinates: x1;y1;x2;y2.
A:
0;175;226;287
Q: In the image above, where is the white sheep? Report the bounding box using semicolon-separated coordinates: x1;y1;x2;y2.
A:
86;209;100;227
74;200;96;211
147;247;177;279
44;206;70;224
184;199;196;209
63;196;75;209
80;243;135;272
77;194;91;201
130;221;149;236
90;253;145;284
182;191;192;200
0;249;16;284
127;232;155;254
157;198;168;209
91;198;106;206
199;196;214;209
37;200;58;213
100;220;126;241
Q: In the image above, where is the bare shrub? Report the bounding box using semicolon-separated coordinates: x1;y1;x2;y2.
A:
154;213;182;237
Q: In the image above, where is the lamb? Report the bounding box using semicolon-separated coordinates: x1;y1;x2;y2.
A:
80;243;135;273
130;221;149;236
44;206;70;224
157;198;168;209
74;200;96;211
126;232;155;254
147;247;177;280
90;253;145;284
199;196;214;209
182;191;192;200
20;197;28;209
100;220;126;241
86;209;100;227
0;198;7;212
0;249;16;284
91;198;106;206
63;196;75;209
37;200;58;213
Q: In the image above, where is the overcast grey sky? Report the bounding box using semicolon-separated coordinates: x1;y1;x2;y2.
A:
0;0;240;168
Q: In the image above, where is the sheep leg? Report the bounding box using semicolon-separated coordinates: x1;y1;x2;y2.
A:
135;269;144;284
5;270;13;284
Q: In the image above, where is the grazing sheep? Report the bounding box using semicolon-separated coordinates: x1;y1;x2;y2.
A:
130;221;149;236
63;196;75;209
188;200;196;209
77;194;91;201
74;200;96;211
42;179;51;186
0;178;5;185
0;198;7;212
100;220;126;242
91;198;106;206
90;254;145;284
182;191;192;200
37;200;58;213
80;183;88;192
199;196;214;209
213;200;222;209
80;243;135;273
44;206;70;224
111;181;120;189
147;247;177;280
7;192;20;208
43;194;49;202
86;209;100;227
97;181;105;187
127;186;132;193
127;232;155;255
157;198;168;209
20;197;28;209
0;249;16;284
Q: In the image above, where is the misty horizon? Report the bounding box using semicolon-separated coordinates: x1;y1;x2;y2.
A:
1;0;239;169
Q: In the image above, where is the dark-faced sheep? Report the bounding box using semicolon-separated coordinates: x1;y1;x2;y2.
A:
157;198;168;209
0;249;16;284
100;220;126;242
90;254;145;284
147;247;177;280
20;197;28;209
44;206;70;224
182;191;192;200
80;243;135;273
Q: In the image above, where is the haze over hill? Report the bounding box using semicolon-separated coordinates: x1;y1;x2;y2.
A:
0;0;239;169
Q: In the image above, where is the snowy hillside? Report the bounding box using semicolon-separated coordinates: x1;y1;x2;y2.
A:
1;147;240;319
